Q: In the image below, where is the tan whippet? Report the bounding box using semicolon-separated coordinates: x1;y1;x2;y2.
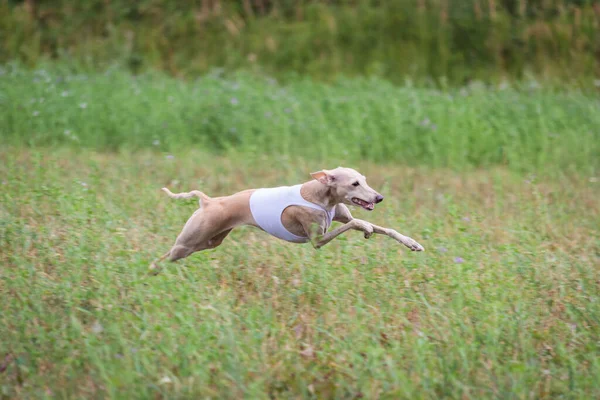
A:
150;167;424;273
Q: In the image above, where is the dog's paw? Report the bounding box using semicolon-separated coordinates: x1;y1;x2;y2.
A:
354;220;374;239
401;236;424;252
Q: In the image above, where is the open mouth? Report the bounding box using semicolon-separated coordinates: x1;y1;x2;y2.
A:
352;198;375;211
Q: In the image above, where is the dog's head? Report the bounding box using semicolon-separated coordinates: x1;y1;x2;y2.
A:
310;167;383;211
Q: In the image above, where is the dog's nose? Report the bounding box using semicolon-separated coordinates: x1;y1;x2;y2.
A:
375;194;384;204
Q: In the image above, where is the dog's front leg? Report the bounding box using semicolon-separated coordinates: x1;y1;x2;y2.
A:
306;220;374;249
333;205;424;251
366;222;424;251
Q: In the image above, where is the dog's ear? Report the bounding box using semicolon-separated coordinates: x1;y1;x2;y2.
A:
310;170;335;185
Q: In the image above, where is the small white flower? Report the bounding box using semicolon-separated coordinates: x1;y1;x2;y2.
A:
33;111;39;117
64;130;71;136
230;97;239;105
153;140;160;146
61;91;69;97
81;182;88;187
79;102;87;109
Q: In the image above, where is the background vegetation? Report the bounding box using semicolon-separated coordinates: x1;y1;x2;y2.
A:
2;65;599;174
2;0;600;85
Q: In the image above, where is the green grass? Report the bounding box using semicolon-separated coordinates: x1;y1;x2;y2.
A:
1;65;599;175
1;148;599;399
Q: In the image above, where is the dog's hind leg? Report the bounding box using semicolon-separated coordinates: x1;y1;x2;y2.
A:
149;205;235;275
205;229;233;249
148;245;194;275
148;229;232;275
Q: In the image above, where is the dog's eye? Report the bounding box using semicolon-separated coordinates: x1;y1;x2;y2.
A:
352;181;360;187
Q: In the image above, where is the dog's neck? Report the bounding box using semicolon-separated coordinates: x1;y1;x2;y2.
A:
300;180;338;209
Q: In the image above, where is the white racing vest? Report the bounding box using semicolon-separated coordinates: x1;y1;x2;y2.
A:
249;184;335;243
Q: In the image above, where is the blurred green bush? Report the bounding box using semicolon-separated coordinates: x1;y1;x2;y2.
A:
2;0;599;84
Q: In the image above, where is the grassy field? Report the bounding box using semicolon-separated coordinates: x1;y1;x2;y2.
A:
1;148;599;398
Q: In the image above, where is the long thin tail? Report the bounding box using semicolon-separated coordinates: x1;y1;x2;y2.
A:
162;188;210;207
